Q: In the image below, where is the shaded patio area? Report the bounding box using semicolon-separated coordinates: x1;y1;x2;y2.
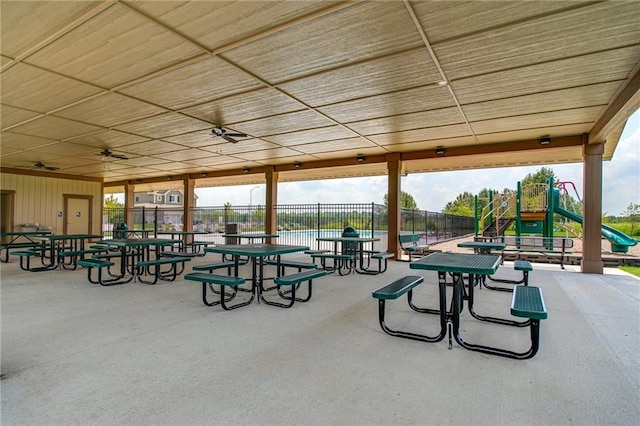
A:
1;252;638;425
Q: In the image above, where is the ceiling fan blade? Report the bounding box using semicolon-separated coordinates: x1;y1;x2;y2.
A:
224;132;247;138
110;153;128;160
46;166;60;171
221;134;238;144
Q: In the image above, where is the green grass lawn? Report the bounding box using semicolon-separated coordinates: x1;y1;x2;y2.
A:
619;265;640;278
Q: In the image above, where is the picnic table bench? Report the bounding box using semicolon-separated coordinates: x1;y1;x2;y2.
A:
184;272;251;310
260;269;327;308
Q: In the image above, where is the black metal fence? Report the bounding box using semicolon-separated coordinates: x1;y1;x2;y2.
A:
102;204;473;248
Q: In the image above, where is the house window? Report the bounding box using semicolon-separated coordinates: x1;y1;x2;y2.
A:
169;195;181;203
156;195;162;202
135;196;139;203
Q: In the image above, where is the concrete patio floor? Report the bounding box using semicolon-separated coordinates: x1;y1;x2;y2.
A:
1;253;639;425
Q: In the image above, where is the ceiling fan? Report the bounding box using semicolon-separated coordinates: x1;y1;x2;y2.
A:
99;149;128;160
212;127;248;144
33;161;59;171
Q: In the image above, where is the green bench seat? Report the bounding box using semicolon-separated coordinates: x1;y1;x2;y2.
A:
265;259;317;275
310;253;354;275
76;259;121;286
136;257;191;284
398;234;429;261
184;272;252;310
261;269;327;308
1;242;40;262
274;269;326;286
161;251;198;259
192;261;236;275
372;275;424;300
304;249;329;255
371;275;446;343
366;251;393;274
511;285;547;320
485;259;534;291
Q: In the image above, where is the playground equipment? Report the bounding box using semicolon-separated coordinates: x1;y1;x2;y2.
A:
475;178;638;253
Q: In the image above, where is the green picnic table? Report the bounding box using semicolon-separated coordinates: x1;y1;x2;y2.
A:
410;252;545;359
203;244;309;307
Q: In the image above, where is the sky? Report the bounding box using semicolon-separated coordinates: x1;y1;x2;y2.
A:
195;109;639;216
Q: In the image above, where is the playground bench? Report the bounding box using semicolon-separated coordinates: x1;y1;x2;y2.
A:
399;234;430;261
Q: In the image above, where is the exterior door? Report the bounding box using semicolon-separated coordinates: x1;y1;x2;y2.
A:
65;196;91;235
1;191;15;242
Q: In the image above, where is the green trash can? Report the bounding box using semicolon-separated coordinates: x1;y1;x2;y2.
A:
341;226;359;255
113;223;128;239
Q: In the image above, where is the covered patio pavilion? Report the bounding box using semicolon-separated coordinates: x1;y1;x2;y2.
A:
1;250;639;424
2;1;640;274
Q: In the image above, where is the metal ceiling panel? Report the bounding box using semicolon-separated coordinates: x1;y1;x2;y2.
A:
413;1;581;44
236;147;301;161
0;63;103;113
8;116;102;141
233;110;337;137
370;127;474;146
131;1;343;52
200;140;281;155
53;93;168;128
0;131;55;148
278;48;442;107
470;107;604;135
65;130;150;149
113;112;212;139
319;85;457;123
180;88;304;126
434;2;640;80
451;47;640;105
292;137;377;155
120;56;264;110
266;126;359;147
24;4;203;88
348;107;465;136
461;82;621;122
224;2;423;83
1;105;41;129
0;1;103;58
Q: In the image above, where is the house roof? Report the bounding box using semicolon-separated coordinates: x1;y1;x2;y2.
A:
2;1;639;189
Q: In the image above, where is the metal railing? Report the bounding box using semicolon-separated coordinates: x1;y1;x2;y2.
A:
103;204;474;249
399;208;475;246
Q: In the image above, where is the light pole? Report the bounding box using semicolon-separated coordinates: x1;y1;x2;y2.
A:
249;186;259;229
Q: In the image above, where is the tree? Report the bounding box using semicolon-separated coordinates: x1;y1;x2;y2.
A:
442;191;475;216
383;191;418;210
104;194;124;209
103;195;125;225
621;202;640;236
522;166;555;186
